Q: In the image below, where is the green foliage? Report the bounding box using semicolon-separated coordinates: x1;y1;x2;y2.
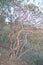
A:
0;32;10;50
0;0;11;6
24;3;38;12
0;33;2;36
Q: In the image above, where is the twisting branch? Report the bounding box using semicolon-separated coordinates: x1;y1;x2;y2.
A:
8;23;35;58
8;32;13;58
15;26;34;57
19;33;27;56
15;25;24;57
18;49;30;59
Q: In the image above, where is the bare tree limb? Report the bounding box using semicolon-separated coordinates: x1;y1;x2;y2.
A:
18;49;30;59
19;33;27;56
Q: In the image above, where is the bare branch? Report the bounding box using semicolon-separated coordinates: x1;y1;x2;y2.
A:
18;49;30;59
19;33;27;55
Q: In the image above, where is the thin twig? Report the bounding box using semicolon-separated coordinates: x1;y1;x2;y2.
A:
18;49;30;59
19;33;27;55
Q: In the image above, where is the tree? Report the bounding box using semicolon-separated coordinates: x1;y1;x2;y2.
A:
0;0;43;65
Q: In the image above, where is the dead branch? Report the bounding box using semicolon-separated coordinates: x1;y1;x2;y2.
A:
19;33;27;56
18;49;30;59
